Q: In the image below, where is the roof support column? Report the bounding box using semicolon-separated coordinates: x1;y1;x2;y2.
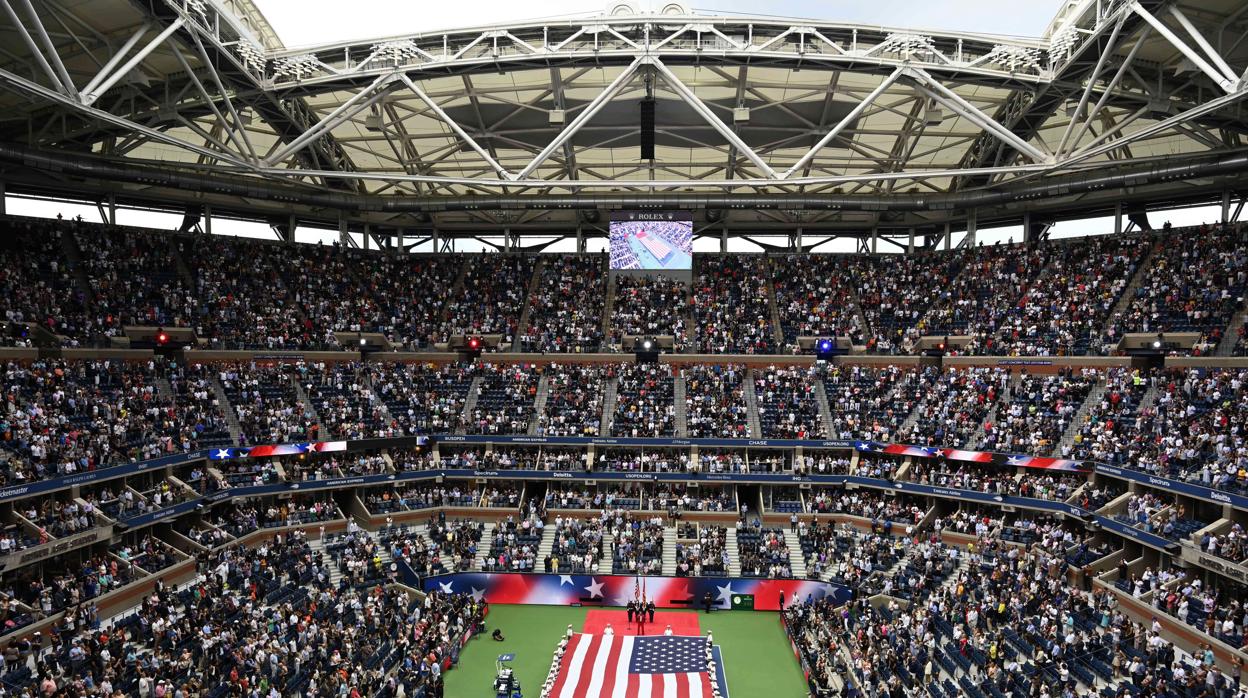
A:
1223;189;1232;223
204;205;212;236
0;181;6;216
720;228;727;253
1023;211;1032;243
907;228;915;254
1132;3;1238;93
1114;202;1123;235
966;211;977;247
339;216;349;247
0;0;68;95
576;226;585;254
943;221;951;251
870;227;878;254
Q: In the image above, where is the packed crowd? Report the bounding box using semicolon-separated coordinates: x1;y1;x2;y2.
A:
755;366;826;439
610;363;675;437
692;256;775;354
536;363;605;437
518;256;605;353
773;254;865;350
608;274;689;350
682;364;750;438
6;216;1248;360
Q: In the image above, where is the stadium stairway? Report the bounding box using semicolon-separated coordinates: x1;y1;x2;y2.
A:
1217;306;1247;356
171;242;196;287
536;525;557;567
439;259;471;325
1137;378;1161;414
600;376;619;435
781;529;807;579
764;258;784;348
968;372;1017;449
458;375;483;435
290;376;324;433
724;528;742;577
153;376;175;402
848;290;871;348
813;380;835;438
208;375;244;445
307;534;345;587
59;227;93;298
674;375;688;437
1103;238;1161;331
661;526;677;576
743;370;763;439
896;381;932;436
511;258;545;350
528;374;551;435
601;265;616;340
1056;381;1107;455
471;536;493;571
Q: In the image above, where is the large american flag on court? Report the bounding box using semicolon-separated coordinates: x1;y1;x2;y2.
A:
548;634;715;698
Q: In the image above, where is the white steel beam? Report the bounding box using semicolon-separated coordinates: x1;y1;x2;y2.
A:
1132;3;1237;93
15;0;75;93
1056;15;1124;156
1068;87;1248;166
1167;6;1238;84
0;65;252;168
512;56;643;181
262;72;397;167
783;67;903;179
399;74;512;179
649;57;778;179
82;18;186;106
188;31;258;162
1066;26;1151;155
907;67;1050;163
168;42;252;161
79;23;151;99
0;0;68;95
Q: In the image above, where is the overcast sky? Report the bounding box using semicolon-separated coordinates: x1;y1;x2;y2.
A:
254;0;1063;48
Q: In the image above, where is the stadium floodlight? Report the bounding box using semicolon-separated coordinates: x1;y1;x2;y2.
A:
636;336;659;363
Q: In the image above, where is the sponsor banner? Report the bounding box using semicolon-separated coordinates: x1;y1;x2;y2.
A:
120;500;201;528
996;360;1055;366
208;441;347;460
420;572;850;611
0;526;111;573
1193;553;1248;584
432;434;855;449
0;451;205;504
1094;464;1247;509
1093;516;1176;550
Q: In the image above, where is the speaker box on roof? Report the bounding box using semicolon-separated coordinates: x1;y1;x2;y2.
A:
639;98;655;160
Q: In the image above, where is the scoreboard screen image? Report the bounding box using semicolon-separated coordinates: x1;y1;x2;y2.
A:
609;211;693;270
